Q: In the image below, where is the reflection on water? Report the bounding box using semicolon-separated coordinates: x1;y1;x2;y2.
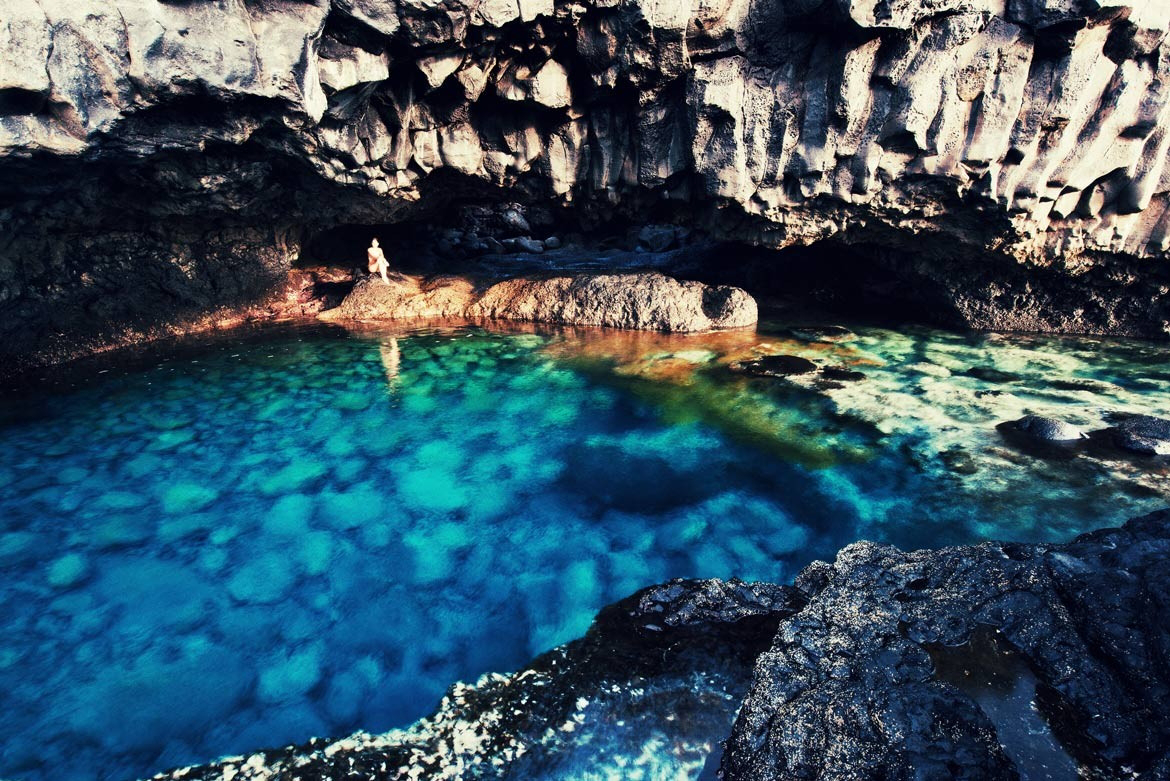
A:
0;318;1166;781
379;338;400;388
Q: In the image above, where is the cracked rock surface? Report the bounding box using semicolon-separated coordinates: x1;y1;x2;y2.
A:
319;270;758;331
4;1;1170;366
152;510;1170;780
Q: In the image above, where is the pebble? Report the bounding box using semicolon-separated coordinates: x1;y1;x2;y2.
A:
47;553;90;589
0;531;41;568
258;643;324;704
264;494;315;536
227;554;296;604
259;461;328;495
319;488;384;529
148;429;196;451
95;491;148;511
335;392;371;412
397;467;468;512
162;483;220;514
158;512;217;543
297;531;334;576
92;516;154;550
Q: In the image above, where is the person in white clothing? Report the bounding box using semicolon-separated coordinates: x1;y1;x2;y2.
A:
367;238;389;284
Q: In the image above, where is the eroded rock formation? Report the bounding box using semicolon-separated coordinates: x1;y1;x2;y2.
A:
149;511;1170;780
319;270;758;331
3;0;1170;366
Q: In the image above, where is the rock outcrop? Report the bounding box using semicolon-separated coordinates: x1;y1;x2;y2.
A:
1011;413;1088;442
3;1;1170;366
150;510;1170;781
319;271;758;331
1110;414;1170;455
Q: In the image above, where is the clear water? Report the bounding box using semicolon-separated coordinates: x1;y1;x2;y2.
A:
1;320;1167;781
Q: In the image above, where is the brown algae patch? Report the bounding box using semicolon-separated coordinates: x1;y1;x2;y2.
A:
538;327;879;469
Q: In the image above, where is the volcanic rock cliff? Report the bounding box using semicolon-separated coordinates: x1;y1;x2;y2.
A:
3;0;1170;366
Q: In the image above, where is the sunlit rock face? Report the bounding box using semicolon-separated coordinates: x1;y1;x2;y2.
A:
319;271;758;331
3;0;1170;363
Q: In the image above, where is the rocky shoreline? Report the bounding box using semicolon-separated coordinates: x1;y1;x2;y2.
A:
148;511;1170;781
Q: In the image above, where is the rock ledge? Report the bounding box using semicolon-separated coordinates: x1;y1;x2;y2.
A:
319;272;758;333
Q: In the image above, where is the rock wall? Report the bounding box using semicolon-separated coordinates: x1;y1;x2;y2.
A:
3;0;1170;365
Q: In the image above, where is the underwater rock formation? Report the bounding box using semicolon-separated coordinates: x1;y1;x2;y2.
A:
319;271;758;331
151;510;1170;781
3;0;1170;366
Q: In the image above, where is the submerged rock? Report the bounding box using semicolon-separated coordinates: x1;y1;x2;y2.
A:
820;366;866;382
1011;414;1088;443
1110;415;1170;456
786;326;856;343
153;512;1170;781
47;553;90;589
729;355;818;378
322;272;757;333
964;366;1024;384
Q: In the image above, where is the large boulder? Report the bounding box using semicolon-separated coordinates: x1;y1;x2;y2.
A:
1011;414;1088;443
722;512;1170;780
321;271;759;332
1111;415;1170;455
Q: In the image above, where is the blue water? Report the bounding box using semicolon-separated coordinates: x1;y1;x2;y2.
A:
0;321;1167;781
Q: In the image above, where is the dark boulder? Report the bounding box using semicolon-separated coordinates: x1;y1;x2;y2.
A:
730;355;818;378
721;511;1170;780
1011;414;1088;442
1110;415;1170;455
965;366;1024;383
636;224;679;253
820;365;866;382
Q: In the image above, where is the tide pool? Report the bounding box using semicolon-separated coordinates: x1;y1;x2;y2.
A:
0;320;1166;781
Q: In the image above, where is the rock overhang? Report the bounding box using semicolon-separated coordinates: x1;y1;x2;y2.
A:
4;0;1170;362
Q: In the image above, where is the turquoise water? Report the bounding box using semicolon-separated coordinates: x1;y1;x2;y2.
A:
0;321;1167;781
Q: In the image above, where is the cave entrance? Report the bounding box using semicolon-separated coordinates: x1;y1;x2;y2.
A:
299;223;432;273
693;240;968;330
300;224;970;332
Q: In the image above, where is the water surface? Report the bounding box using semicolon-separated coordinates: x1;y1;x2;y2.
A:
0;320;1166;781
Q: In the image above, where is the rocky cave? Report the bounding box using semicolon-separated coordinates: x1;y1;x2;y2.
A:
1;0;1169;780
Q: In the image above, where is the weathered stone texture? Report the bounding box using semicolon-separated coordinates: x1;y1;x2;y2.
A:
3;0;1170;363
320;271;759;332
